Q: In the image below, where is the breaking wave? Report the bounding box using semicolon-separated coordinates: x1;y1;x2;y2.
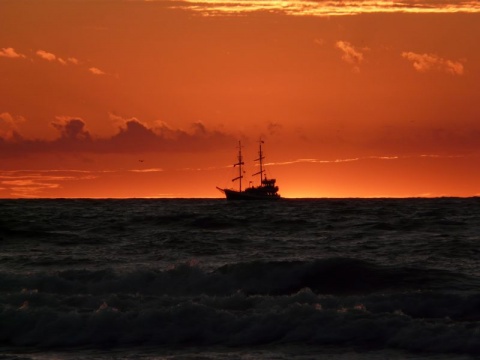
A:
2;259;480;354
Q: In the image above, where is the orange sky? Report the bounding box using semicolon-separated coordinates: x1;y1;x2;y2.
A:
1;0;480;198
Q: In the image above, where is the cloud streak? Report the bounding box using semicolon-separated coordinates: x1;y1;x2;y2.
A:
129;168;164;173
265;154;466;167
336;41;365;72
0;172;89;198
89;67;106;76
88;67;105;75
36;49;107;74
0;47;26;58
36;50;57;62
170;0;480;16
0;152;471;197
401;52;464;75
2;48;106;76
0;168;163;197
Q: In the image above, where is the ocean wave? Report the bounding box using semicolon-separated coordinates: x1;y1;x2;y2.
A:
2;198;480;355
0;258;476;297
1;258;480;354
2;288;480;354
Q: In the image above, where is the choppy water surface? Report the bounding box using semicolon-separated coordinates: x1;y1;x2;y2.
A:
1;198;479;359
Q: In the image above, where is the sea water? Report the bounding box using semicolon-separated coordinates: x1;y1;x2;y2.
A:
1;198;479;359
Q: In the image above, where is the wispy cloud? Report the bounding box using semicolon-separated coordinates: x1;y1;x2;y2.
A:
129;168;164;172
36;50;57;62
265;154;463;167
335;41;365;73
68;57;80;65
266;157;364;166
169;0;480;16
89;67;106;76
0;47;26;59
0;168;164;197
402;52;464;75
0;172;93;198
31;49;105;75
37;49;109;75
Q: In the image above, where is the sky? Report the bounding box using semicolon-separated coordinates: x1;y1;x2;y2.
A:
1;0;479;198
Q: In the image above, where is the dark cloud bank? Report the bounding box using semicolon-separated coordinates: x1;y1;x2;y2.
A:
0;118;235;158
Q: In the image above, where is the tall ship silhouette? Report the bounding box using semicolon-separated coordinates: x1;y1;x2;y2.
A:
217;140;281;200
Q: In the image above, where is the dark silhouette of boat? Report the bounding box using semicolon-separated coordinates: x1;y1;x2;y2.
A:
217;140;281;200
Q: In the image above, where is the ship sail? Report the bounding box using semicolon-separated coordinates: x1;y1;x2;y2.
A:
216;140;281;200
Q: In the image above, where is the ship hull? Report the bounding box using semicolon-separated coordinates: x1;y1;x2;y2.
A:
217;187;281;200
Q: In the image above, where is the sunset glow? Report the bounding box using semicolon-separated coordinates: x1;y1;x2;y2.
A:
1;0;479;198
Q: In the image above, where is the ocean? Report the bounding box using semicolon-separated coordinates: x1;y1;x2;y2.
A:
1;198;479;359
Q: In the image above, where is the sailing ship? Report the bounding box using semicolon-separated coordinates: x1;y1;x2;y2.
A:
217;140;281;200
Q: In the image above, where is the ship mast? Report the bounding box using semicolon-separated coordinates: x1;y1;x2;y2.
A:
253;139;265;184
232;140;244;191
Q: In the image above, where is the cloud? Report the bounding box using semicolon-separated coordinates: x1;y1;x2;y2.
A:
335;41;365;72
33;49;105;74
0;169;172;198
89;67;106;75
68;57;80;65
0;112;26;139
107;118;231;152
172;0;480;17
0;112;26;127
0;171;97;198
109;119;159;150
36;50;57;62
2;179;61;187
266;154;464;167
3;47;105;78
36;50;72;67
0;47;26;59
0;117;235;157
51;117;92;141
402;52;464;75
191;121;207;135
129;168;164;173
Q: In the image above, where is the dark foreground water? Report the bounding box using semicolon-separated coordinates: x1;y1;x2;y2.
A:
1;198;479;359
